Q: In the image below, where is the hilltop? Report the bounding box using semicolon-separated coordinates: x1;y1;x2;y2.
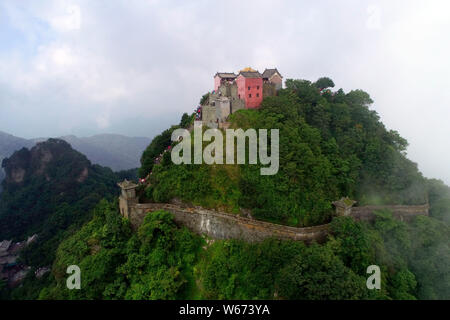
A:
0;132;150;185
2;76;449;300
0;139;136;269
31;134;151;171
0;132;149;193
140;78;432;227
0;131;35;192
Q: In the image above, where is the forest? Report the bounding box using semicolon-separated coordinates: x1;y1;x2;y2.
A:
17;200;449;300
142;78;429;227
0;140;137;299
1;78;449;300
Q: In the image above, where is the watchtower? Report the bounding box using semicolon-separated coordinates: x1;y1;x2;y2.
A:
117;179;138;219
332;197;357;217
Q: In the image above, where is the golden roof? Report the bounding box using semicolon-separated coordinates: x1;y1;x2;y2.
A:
241;67;256;72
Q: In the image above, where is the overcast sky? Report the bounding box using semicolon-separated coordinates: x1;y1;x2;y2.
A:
0;0;449;184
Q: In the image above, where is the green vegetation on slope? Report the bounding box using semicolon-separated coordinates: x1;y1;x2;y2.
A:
2;77;449;300
0;139;136;283
141;79;427;227
39;201;202;300
34;201;448;300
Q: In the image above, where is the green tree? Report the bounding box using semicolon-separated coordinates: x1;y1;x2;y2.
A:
276;244;366;299
314;77;335;90
329;216;372;274
179;113;192;128
200;92;210;105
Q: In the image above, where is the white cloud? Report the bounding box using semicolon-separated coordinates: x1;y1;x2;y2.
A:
48;4;81;32
366;5;382;30
0;0;449;184
95;113;110;129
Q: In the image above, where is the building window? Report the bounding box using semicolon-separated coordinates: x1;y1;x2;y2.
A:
248;86;250;90
257;86;260;90
249;94;252;98
256;93;259;97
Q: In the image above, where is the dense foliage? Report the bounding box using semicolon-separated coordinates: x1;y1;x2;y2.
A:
2;77;449;300
0;139;137;300
28;202;448;300
139;126;180;179
38;201;202;300
142;79;428;227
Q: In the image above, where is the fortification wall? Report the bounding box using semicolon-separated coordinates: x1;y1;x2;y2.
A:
129;203;330;243
202;105;218;128
231;98;245;113
350;204;429;222
120;185;429;243
215;97;231;122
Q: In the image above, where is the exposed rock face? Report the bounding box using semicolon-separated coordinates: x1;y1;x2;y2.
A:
0;131;35;191
76;167;89;183
2;148;31;185
1;138;91;187
10;167;25;184
34;148;53;175
57;134;150;171
0;131;150;178
0;137;124;245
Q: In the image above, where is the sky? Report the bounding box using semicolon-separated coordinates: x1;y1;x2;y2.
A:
0;0;449;184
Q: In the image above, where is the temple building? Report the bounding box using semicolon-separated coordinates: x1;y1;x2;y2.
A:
214;72;237;92
236;68;264;109
262;68;283;90
202;67;282;128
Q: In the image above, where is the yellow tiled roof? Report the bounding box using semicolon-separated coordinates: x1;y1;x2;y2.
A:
241;67;256;72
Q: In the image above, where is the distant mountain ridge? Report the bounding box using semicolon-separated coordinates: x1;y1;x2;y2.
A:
0;131;35;157
0;131;151;172
0;138;137;271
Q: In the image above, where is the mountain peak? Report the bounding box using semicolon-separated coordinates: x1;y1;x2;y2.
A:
2;138;90;186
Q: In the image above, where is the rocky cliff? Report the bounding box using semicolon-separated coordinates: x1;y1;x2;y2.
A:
2;138;91;188
0;138;133;274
